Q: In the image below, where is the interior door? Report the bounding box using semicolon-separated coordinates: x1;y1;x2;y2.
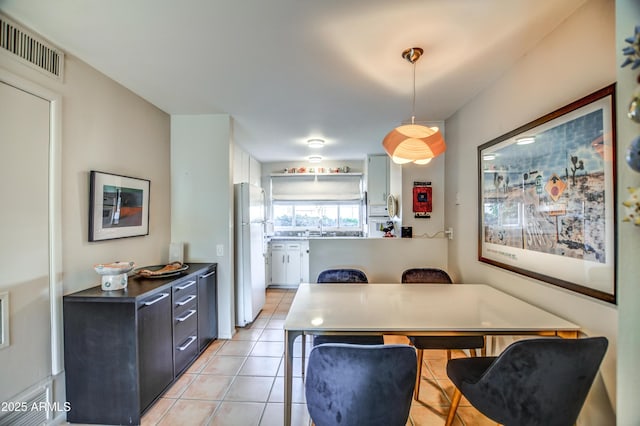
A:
0;81;52;401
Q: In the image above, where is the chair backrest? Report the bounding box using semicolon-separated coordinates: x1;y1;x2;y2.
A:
317;268;368;283
305;344;416;426
401;268;452;284
463;337;608;426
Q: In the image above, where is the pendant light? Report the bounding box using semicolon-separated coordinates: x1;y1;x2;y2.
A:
382;47;446;165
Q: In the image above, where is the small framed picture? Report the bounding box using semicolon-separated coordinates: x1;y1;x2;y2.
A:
89;171;150;242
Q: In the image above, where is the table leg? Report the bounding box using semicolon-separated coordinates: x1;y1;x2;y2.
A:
284;329;302;426
301;332;306;379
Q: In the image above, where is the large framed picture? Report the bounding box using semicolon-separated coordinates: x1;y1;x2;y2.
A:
89;171;150;242
478;84;616;303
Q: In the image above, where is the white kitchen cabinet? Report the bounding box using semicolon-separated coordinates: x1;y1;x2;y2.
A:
269;240;308;287
367;154;390;206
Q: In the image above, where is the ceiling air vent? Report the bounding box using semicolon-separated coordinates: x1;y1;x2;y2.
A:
0;13;64;81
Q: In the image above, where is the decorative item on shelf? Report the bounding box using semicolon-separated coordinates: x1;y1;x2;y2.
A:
626;135;640;172
622;187;640;226
341;166;350;173
382;47;446;165
381;221;396;238
169;242;184;263
297;167;306;173
627;85;640;124
621;24;640;69
94;261;136;291
133;262;189;279
387;194;398;218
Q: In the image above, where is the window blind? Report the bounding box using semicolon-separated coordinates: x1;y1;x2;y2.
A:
271;174;363;201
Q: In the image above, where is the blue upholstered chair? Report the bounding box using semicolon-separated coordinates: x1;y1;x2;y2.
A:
401;268;485;400
305;344;416;426
401;267;453;284
444;337;608;426
313;268;384;346
317;268;369;284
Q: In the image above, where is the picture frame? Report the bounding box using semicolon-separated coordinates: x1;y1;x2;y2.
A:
89;171;150;242
478;84;616;303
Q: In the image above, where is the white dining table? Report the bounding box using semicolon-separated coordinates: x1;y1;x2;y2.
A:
283;283;580;425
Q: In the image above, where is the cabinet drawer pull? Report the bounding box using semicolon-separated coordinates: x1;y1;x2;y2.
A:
143;293;169;306
175;280;196;290
176;294;197;306
200;270;216;279
176;309;196;322
177;335;197;351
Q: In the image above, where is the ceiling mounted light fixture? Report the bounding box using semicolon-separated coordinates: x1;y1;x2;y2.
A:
382;47;446;165
308;155;323;163
307;138;325;148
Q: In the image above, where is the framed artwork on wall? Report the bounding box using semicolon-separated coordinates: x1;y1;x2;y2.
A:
478;84;616;303
89;171;150;242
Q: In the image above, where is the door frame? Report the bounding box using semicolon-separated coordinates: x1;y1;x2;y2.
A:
0;68;63;375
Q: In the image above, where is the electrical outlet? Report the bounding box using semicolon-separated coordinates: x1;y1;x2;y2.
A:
216;244;224;257
446;227;454;240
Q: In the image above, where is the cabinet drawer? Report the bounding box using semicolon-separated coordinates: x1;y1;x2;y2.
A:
174;332;198;375
174;306;198;344
174;292;197;317
173;277;197;299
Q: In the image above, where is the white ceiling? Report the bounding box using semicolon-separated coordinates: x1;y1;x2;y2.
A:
1;0;586;163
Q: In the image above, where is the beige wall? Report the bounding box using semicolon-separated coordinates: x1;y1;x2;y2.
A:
59;56;172;293
445;0;616;423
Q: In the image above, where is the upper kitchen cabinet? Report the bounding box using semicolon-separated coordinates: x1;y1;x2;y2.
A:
233;144;262;187
367;155;389;206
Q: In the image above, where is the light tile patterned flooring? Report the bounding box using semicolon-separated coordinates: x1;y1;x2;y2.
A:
141;289;497;426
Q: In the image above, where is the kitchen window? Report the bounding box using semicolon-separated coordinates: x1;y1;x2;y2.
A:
273;201;363;234
270;173;364;235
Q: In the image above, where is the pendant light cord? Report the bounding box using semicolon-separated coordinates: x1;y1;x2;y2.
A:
411;55;416;125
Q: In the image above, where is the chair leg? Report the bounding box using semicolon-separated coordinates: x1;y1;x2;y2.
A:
446;349;452;360
445;387;462;426
414;348;424;400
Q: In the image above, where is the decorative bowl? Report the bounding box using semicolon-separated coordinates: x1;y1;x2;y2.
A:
94;261;136;291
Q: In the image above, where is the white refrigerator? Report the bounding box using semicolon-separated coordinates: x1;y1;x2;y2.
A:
234;183;267;326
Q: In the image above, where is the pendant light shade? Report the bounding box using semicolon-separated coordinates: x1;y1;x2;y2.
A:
382;47;446;165
382;124;446;165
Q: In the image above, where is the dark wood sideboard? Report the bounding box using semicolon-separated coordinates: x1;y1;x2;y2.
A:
63;263;217;425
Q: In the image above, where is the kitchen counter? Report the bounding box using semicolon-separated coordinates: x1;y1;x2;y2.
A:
308;237;448;283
